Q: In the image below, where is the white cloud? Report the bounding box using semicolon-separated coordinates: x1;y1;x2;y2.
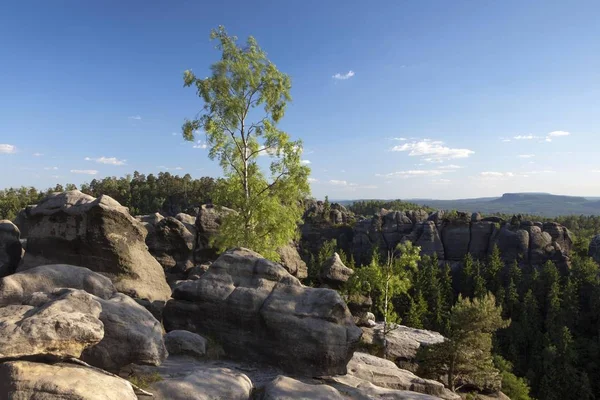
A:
501;138;511;142
43;167;58;171
171;132;178;136
308;178;319;183
393;137;408;141
85;156;126;166
592;170;600;173
301;159;311;165
329;179;349;186
480;172;515;177
158;166;183;171
377;170;446;178
437;164;463;170
0;144;16;154
71;169;98;175
513;135;540;140
432;178;452;184
332;70;355;80
391;139;474;162
128;115;142;120
518;154;535;159
548;130;570;137
193;140;208;149
33;152;43;157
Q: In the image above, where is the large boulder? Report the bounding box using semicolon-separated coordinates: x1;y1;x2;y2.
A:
0;361;137;400
320;252;354;289
345;352;458;400
0;264;116;306
277;242;308;279
543;222;573;254
81;293;167;372
0;264;167;372
0;288;104;360
18;190;171;302
361;323;445;369
0;220;23;278
590;234;600;264
163;248;362;376
261;375;345;400
145;216;195;280
127;356;253;400
527;226;555;265
165;330;207;359
194;204;236;262
490;225;530;262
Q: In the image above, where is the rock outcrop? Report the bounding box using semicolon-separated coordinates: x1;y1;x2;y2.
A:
0;288;104;360
277;242;308;279
194;204;235;262
0;220;23;278
0;265;167;372
261;375;345;400
309;208;573;268
361;323;445;370
165;330;207;359
18;190;171;302
127;356;253;400
163;248;362;376
0;361;137;400
145;216;195;281
320;252;354;289
590;234;600;264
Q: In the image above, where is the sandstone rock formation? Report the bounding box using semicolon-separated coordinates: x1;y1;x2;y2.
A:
0;288;103;360
145;216;195;280
0;264;116;306
261;375;345;400
0;264;167;372
0;220;23;278
163;248;362;376
165;330;207;359
18;190;171;302
590;234;600;264
276;242;308;279
361;323;445;370
0;361;137;400
194;204;235;262
127;356;253;400
312;208;572;268
320;252;354;289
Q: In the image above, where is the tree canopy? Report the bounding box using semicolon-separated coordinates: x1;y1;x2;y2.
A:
181;26;310;259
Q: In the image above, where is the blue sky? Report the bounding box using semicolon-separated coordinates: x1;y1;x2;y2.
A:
1;0;599;200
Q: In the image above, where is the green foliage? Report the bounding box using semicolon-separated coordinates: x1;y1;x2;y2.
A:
348;199;433;216
182;26;310;260
494;356;533;400
417;293;509;392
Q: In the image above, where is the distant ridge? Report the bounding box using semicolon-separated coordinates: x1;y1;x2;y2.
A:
336;193;600;217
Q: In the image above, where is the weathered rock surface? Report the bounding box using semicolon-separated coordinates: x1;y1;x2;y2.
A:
127;356;253;400
163;248;362;376
81;293;167;372
361;323;445;369
320;252;354;289
590;234;600;264
0;264;116;306
345;352;458;400
165;330;207;359
306;207;573;267
0;288;103;360
0;220;23;278
194;204;235;262
0;361;137;400
18;190;171;302
145;216;195;280
261;375;345;400
277;242;308;279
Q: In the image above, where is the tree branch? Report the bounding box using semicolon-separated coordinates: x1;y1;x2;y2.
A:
255;170;290;198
